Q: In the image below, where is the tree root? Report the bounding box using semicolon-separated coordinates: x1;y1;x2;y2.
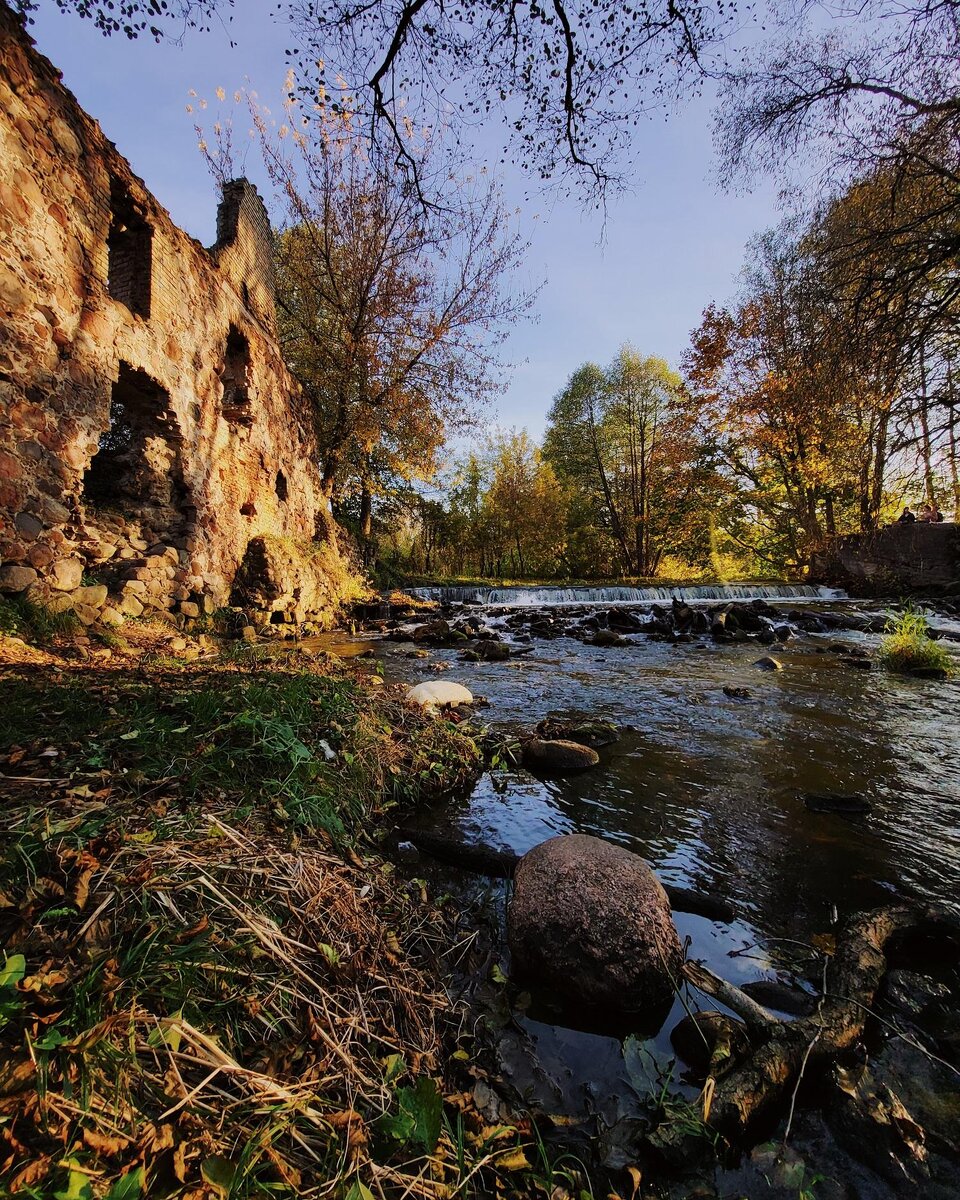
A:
682;904;959;1141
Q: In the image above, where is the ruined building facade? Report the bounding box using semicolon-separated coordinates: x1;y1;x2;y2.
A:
0;3;351;630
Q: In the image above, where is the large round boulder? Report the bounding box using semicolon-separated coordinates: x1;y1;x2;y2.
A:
507;834;682;1023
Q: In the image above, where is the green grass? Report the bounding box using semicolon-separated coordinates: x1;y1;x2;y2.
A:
0;667;481;842
0;595;81;642
878;606;954;677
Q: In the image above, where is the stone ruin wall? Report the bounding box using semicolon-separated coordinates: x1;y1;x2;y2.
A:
0;2;346;632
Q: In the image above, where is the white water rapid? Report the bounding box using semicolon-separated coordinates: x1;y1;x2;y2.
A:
410;583;847;607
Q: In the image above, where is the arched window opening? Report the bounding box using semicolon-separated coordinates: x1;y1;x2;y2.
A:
83;364;186;538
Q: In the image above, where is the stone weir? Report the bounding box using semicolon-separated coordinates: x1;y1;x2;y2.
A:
0;3;353;633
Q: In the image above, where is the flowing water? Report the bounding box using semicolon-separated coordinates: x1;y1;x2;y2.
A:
390;589;960;930
368;587;960;1190
410;582;846;606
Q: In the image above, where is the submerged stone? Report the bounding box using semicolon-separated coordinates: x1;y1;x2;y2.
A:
521;737;600;774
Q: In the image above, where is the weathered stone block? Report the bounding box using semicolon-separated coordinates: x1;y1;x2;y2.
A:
69;584;108;608
119;593;144;617
14;511;42;541
27;542;54;569
46;591;76;614
0;563;38;592
49;557;83;591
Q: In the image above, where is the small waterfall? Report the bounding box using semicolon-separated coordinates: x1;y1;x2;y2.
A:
409;583;847;607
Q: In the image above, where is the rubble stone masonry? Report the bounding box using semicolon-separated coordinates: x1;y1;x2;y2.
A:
0;2;350;631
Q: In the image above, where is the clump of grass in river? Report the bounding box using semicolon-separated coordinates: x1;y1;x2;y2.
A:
877;606;954;677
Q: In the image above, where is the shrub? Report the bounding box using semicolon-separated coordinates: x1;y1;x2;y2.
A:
878;606;954;677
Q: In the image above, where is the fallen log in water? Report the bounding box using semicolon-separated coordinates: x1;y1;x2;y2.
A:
392;827;737;921
683;904;960;1141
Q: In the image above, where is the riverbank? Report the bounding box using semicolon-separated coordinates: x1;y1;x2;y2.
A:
5;595;960;1199
0;621;573;1200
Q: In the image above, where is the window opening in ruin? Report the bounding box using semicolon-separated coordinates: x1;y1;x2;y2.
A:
107;181;152;318
275;470;289;502
241;282;251;309
83;365;187;539
221;326;252;423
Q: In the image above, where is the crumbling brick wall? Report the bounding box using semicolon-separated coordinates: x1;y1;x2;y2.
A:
0;2;348;630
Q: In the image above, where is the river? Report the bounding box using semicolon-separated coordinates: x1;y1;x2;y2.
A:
362;585;960;1193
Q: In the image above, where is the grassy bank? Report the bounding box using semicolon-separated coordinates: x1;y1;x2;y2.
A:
0;624;570;1199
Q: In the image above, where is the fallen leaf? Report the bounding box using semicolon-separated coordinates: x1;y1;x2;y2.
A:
494;1147;530;1172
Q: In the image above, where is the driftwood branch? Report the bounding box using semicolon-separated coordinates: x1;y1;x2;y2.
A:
704;904;959;1140
681;960;778;1031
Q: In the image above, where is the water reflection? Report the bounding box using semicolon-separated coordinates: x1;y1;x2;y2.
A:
388;616;960;949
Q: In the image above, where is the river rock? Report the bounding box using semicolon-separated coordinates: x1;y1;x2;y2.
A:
671;1010;750;1075
753;655;783;670
841;656;873;671
535;717;620;748
608;608;644;632
411;619;451;643
508;834;683;1020
474;639;510;662
804;792;872;815
405;681;474;710
587;629;625;647
521;737;600;774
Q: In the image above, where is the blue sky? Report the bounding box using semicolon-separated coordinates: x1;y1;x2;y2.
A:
28;1;781;438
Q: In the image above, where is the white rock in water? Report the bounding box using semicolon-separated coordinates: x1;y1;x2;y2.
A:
406;681;474;710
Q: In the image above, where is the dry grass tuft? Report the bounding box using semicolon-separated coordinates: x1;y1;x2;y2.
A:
0;809;470;1197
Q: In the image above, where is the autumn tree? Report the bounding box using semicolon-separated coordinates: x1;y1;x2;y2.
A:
682;214;941;568
544;349;713;576
717;0;960;351
16;0;228;38
484;431;567;577
28;0;736;201
216;94;536;533
289;0;733;202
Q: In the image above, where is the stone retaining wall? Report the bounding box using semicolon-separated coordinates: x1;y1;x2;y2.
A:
810;523;960;594
0;2;352;632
